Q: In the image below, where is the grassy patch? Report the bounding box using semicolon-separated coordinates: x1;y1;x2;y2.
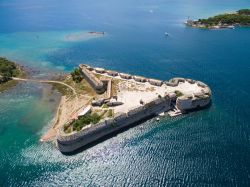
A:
95;74;102;79
107;109;113;118
50;82;73;97
174;90;184;97
71;113;101;132
102;104;108;109
64;76;96;96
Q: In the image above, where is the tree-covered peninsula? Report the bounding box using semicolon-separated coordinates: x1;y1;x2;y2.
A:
186;9;250;29
0;57;24;91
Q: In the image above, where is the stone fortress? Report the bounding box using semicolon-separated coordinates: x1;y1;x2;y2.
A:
57;64;212;153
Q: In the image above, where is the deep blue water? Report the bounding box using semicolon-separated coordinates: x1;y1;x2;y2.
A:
0;0;250;186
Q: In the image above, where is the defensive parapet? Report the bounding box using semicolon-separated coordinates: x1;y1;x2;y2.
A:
107;70;119;77
119;73;132;79
164;77;185;87
133;76;147;83
57;96;171;153
176;80;212;111
148;78;163;86
79;64;106;94
81;64;165;87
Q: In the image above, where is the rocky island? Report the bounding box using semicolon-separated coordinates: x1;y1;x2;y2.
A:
186;9;250;29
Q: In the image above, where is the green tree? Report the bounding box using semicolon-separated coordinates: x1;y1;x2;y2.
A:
71;68;83;83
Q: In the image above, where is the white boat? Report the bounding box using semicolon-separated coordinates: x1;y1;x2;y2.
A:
227;25;235;29
168;109;182;117
158;112;165;116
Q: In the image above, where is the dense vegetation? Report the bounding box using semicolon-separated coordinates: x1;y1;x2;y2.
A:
0;76;11;84
71;113;101;131
0;57;20;77
107;109;113;118
238;9;250;15
71;68;83;83
198;9;250;26
0;57;21;84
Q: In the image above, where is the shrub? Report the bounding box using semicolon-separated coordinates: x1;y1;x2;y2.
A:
102;104;108;108
174;90;184;97
71;68;83;83
0;57;20;78
72;113;101;131
107;109;113;118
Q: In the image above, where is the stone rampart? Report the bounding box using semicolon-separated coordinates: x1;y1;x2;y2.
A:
79;64;106;93
57;97;171;153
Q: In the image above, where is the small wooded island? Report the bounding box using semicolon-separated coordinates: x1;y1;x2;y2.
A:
186;9;250;29
0;57;25;92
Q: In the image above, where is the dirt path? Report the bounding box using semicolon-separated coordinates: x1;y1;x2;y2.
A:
12;77;78;98
11;77;83;142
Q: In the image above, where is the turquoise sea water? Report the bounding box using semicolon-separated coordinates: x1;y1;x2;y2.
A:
0;0;250;186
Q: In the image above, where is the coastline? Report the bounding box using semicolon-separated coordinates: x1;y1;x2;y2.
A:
0;62;27;93
40;96;65;142
185;9;250;29
40;82;93;142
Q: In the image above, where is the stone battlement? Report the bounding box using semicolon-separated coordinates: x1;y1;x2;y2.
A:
57;64;212;153
57;95;171;153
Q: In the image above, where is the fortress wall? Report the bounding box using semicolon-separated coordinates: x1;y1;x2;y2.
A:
57;97;171;153
164;77;212;111
176;96;211;111
82;65;164;87
192;96;211;108
79;65;106;93
60;65;212;153
148;79;163;86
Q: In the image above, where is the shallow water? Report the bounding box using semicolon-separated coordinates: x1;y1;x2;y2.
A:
0;0;250;186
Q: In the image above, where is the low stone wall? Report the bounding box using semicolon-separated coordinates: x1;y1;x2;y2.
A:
57;96;171;153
